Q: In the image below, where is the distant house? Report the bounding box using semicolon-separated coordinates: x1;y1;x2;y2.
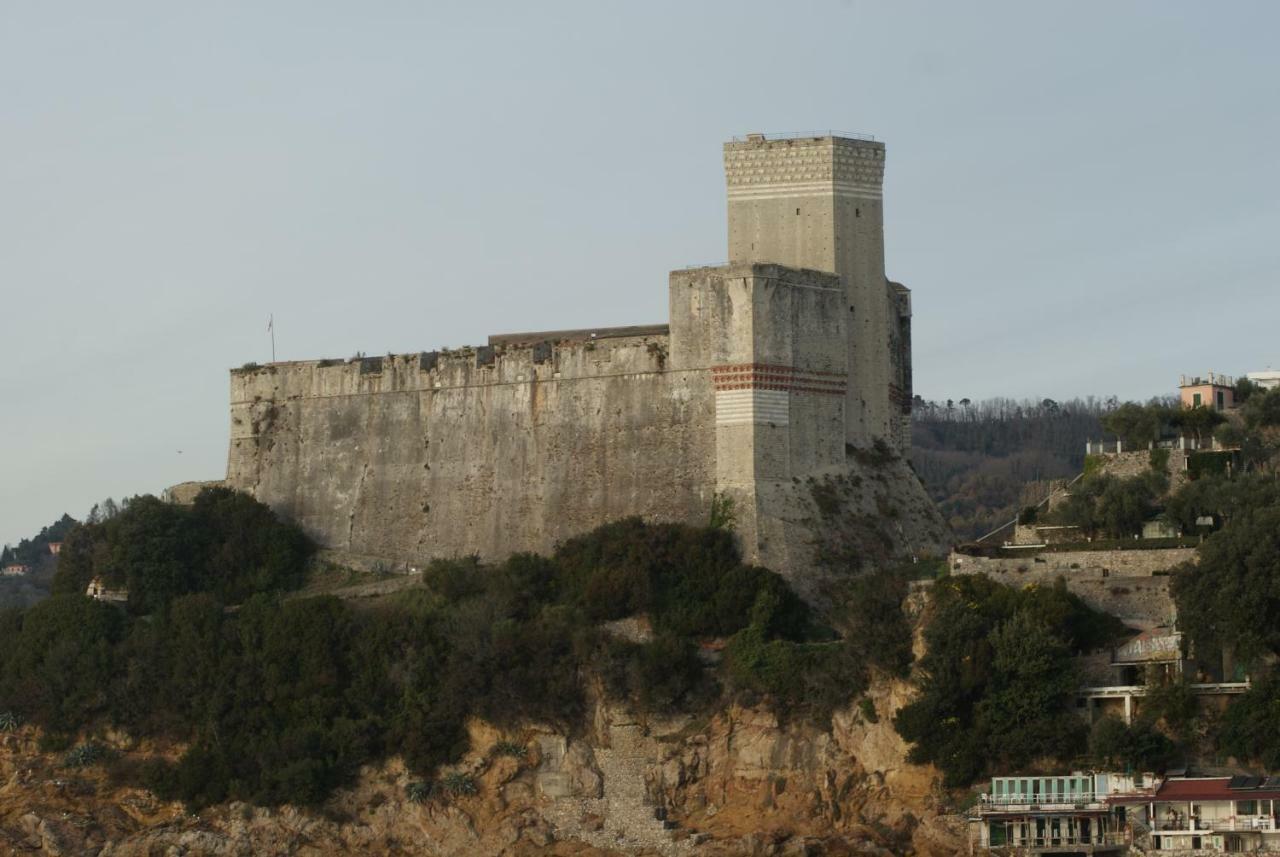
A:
1;563;31;577
85;577;128;603
1247;369;1280;391
1179;372;1235;411
47;541;62;556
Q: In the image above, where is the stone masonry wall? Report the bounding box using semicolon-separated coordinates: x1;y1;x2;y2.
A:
1094;448;1190;494
226;333;715;565
949;547;1196;628
224;261;949;592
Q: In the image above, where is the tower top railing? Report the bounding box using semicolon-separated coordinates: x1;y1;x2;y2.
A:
730;131;878;143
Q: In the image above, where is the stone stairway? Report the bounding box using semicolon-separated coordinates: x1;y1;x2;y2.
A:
541;718;687;855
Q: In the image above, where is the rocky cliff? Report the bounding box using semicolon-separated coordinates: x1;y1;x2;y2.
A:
0;683;965;856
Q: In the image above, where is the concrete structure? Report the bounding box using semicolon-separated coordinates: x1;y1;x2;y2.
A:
46;542;62;556
970;772;1154;853
1077;625;1250;726
1179;372;1235;411
1247;369;1280;390
222;134;947;591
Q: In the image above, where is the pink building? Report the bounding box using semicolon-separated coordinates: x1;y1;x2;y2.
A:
1179;372;1235;411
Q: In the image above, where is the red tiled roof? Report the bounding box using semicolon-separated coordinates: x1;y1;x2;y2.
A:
1154;779;1280;803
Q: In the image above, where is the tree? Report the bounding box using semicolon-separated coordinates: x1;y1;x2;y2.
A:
1234;377;1263;407
1172;405;1226;443
976;610;1083;769
1172;507;1280;663
1102;402;1171;448
0;595;124;733
1243;388;1280;430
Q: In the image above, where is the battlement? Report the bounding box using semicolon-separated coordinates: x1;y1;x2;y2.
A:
724;134;885;201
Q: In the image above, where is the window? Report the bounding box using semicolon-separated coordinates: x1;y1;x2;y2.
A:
1217;390;1225;409
1194;392;1203;407
1237;800;1258;816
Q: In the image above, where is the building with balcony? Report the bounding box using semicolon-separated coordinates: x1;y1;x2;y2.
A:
1109;775;1280;853
1078;626;1250;726
970;772;1154;854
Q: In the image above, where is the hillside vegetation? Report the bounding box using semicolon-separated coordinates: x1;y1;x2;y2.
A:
896;385;1280;784
910;397;1106;540
0;494;913;811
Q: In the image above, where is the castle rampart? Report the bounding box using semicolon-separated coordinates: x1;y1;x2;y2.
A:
223;134;946;587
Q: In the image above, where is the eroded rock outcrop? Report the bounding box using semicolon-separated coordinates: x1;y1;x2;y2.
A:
0;685;964;856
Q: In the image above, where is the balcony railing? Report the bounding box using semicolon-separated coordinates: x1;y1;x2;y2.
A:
1156;817;1276;832
981;792;1102;807
987;833;1127;848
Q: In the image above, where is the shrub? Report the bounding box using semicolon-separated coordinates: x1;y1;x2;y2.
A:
0;711;19;732
64;742;112;768
1089;716;1177;770
421;556;485;603
491;740;527;759
406;781;431;804
859;697;878;724
51;488;312;614
1187;451;1232;481
439;772;478;797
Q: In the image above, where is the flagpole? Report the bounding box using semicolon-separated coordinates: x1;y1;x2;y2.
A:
269;314;276;363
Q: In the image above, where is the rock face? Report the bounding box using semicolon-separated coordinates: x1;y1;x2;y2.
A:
0;689;965;856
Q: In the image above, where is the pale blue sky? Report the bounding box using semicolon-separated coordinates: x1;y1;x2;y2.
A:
3;1;1278;546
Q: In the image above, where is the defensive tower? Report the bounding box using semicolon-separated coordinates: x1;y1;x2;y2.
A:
723;133;908;449
219;131;941;593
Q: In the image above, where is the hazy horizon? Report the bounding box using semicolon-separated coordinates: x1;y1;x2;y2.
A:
4;1;1279;547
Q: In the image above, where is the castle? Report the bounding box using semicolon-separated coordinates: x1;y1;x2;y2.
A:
224;133;947;591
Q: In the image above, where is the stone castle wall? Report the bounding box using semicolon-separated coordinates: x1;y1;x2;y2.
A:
223;263;949;587
220;135;949;588
227;331;714;565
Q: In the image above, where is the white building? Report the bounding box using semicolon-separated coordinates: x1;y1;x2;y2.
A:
1247;370;1280;390
1111;776;1280;853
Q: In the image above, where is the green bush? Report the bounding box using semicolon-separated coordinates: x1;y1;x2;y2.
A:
64;742;113;768
491;740;527;759
439;772;478;797
1089;715;1177;770
1187;451;1232;481
858;697;878;724
1218;674;1280;768
51;488;312;614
